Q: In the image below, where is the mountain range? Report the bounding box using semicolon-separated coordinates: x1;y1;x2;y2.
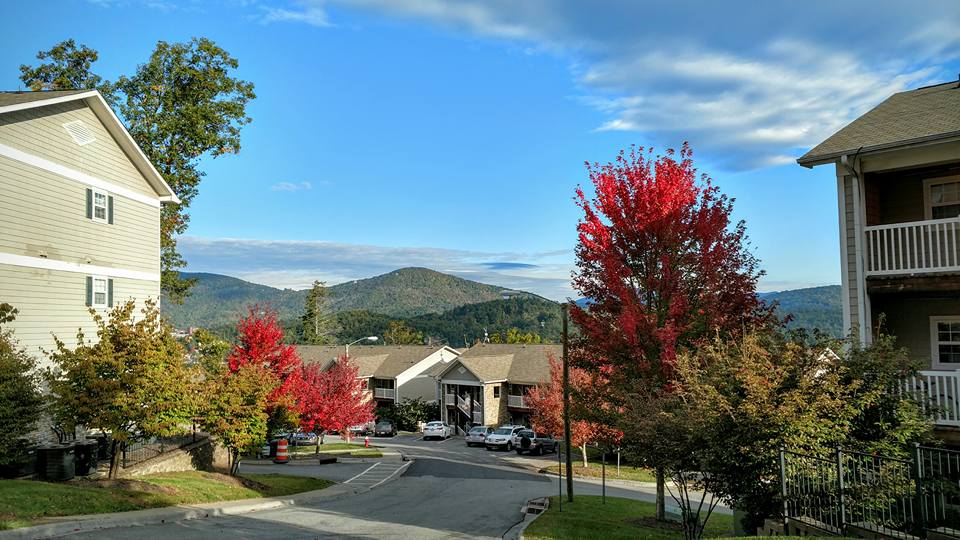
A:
164;268;843;341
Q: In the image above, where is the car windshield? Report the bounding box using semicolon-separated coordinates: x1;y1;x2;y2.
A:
469;427;485;433
494;428;513;435
376;423;391;428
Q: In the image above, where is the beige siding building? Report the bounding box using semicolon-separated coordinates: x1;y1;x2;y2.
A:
436;343;559;434
799;78;960;429
0;90;179;367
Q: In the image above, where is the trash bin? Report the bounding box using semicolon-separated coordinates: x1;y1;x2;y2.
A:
74;440;98;476
36;443;76;481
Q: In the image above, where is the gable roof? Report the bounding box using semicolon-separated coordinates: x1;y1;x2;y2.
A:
798;80;960;167
298;345;458;379
0;89;180;203
439;343;559;385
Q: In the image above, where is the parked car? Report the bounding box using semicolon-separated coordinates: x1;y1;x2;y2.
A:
423;421;453;440
349;421;375;437
485;425;525;451
510;425;529;447
465;426;494;447
290;432;319;446
514;429;558;455
374;421;397;437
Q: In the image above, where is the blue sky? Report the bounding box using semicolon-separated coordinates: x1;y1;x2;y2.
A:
2;1;958;299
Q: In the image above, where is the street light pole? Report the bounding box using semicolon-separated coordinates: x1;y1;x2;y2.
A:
345;336;378;357
562;303;573;503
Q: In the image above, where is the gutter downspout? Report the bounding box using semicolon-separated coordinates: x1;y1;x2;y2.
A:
841;148;871;345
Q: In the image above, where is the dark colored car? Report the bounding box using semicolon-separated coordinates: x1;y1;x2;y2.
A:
514;429;558;455
374;421;397;437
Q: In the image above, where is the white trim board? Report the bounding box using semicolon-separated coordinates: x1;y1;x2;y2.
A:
0;253;160;282
0;143;161;208
0;91;100;115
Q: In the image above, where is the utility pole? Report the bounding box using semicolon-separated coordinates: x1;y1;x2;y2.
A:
562;303;573;503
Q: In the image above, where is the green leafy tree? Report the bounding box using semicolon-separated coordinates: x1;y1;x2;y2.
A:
19;38;256;303
189;327;231;375
112;38;255;303
46;300;194;478
383;320;423;345
0;304;44;469
300;281;340;344
18;39;109;94
377;397;440;431
200;363;273;475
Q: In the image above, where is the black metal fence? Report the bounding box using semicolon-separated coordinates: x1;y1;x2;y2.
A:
121;430;200;469
780;445;960;537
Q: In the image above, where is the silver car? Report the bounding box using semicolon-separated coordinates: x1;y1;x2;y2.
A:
485;425;524;451
465;426;494;447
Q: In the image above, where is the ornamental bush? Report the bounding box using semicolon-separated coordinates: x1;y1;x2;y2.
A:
0;303;44;470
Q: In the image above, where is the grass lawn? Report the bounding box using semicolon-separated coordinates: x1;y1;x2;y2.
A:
0;471;332;530
290;442;372;454
524;496;731;540
348;450;383;458
543;463;657;483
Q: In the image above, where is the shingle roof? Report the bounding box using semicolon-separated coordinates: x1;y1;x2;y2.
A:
0;89;91;108
444;343;560;384
798;80;960;166
297;345;457;379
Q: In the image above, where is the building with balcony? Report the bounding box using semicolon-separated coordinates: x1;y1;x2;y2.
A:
799;78;960;429
298;345;460;409
435;343;559;434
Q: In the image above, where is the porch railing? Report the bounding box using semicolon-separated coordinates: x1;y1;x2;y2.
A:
901;370;960;427
373;387;396;399
444;393;455;406
472;411;482;424
865;217;960;276
507;395;529;408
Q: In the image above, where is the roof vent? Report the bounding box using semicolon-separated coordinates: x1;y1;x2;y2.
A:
62;120;96;146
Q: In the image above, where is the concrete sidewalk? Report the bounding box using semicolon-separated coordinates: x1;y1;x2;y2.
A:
0;456;410;540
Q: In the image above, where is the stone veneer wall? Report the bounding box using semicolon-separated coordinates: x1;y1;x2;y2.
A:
120;437;230;478
483;383;508;426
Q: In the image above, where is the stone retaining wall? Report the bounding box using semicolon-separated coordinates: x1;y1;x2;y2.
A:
120;437;230;477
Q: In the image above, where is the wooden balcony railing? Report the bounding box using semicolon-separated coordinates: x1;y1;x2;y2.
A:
507;395;529;408
901;370;960;427
444;393;455;406
373;387;396;399
865;217;960;277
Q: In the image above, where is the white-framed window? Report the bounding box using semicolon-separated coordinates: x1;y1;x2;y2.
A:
924;176;960;220
91;276;109;308
931;316;960;369
92;189;108;223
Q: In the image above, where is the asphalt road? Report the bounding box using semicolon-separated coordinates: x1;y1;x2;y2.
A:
63;434;720;539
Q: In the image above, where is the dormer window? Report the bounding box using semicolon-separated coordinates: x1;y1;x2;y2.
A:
925;177;960;219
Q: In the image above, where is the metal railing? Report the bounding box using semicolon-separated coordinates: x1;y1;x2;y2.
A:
508;395;529;408
373;387;396;399
865;217;960;276
472;411;482;424
444;393;455;406
902;370;960;427
122;431;200;469
781;445;960;537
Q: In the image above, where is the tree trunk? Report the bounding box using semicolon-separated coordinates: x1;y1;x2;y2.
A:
656;466;666;521
581;444;588;468
108;440;122;479
229;449;239;475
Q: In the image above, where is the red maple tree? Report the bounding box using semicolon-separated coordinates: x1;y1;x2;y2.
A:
526;354;621;467
227;305;304;431
571;144;771;516
298;356;374;442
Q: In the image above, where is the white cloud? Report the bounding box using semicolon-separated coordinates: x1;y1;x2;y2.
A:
261;3;331;26
258;0;960;169
179;236;575;299
270;181;313;191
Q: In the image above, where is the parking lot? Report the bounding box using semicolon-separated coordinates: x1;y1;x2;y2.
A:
371;432;560;471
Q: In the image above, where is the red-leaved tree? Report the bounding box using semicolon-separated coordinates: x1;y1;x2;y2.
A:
526;354;621;467
228;305;304;434
571;144;771;518
303;356;374;442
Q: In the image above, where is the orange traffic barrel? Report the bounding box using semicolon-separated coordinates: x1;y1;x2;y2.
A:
273;439;289;464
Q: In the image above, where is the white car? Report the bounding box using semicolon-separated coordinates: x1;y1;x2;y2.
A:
465;425;494;447
423;421;453;440
510;425;529;447
485;425;525;451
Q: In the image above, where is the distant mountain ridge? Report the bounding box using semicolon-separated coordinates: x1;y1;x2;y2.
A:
163;267;532;329
760;285;842;337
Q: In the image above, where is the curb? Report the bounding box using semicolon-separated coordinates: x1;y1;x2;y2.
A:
0;482;364;539
502;497;549;540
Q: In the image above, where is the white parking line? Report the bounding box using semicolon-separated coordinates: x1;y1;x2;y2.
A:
368;461;412;489
343;462;380;484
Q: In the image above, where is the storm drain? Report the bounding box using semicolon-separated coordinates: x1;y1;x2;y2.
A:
522;497;549;515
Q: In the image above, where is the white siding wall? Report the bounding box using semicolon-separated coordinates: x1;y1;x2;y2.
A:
0;265;159;370
0;100;156;197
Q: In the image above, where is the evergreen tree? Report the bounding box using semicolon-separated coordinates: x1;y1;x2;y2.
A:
300;281;340;344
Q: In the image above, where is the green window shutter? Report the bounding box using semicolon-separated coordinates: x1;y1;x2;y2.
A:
86;189;93;219
107;279;114;307
85;276;93;306
107;196;114;224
